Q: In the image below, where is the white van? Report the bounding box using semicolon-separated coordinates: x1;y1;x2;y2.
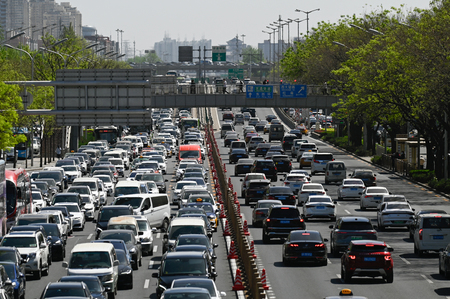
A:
414;214;450;256
62;243;119;297
104;150;129;170
107;216;140;238
324;161;346;184
112;194;171;231
123;136;143;151
113;181;148;200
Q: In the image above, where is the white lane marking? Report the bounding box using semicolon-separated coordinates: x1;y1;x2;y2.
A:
153;245;158;253
148;260;154;269
327;258;332;264
421;274;433;284
87;233;93;240
345;210;351;214
400;257;411;265
144;279;150;288
336;202;341;206
156;233;161;238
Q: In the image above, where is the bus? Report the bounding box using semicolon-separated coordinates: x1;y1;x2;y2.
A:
0;160;6;236
94;126;121;146
13;127;30;159
179;118;199;134
5;168;32;230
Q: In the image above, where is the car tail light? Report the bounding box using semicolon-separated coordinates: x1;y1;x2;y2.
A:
274;167;277;171
336;232;347;234
349;255;356;260
313;159;319;163
284;182;290;185
364;195;371;198
266;219;271;222
300;218;304;222
289;161;292;166
366;231;376;234
342;186;349;189
384;255;392;261
256;211;264;215
290;243;299;247
419;228;423;240
315;243;325;248
326;172;329;176
268;195;275;200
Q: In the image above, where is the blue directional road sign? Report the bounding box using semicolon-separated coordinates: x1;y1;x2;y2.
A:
246;85;273;99
280;84;307;98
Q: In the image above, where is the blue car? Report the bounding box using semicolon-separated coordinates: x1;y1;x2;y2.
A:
0;262;25;299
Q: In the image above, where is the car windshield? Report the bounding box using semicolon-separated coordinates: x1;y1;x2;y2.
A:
114;187;141;197
73;181;97;190
69;251;111;268
68;187;89;195
351;244;387;252
290;231;322;241
180;150;200;159
367;188;388;194
162;258;206;275
136;174;163;182
137;220;150;231
355;171;374;177
269;187;291;194
269;209;300;218
62;205;80;213
0;264;15;280
54;195;78;204
386;203;410;210
61;279;102;293
169;226;205;239
38;172;61;180
172;281;216;296
32;193;43;200
95;176;112;183
1;237;36;248
286;176;304;181
17;218;46;225
99;209;131;222
62;166;78;172
309;197;332;203
38;224;60;237
116;250;129;264
44;286;87;298
0;252;16;263
423;217;450;228
303;185;323;191
344;180;364;185
177;237;209;247
177;182;196;189
258;202;280;209
188;204;214;213
340;221;373;230
100;232;133;244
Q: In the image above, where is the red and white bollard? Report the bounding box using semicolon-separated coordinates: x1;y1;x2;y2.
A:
261;268;270;290
243;220;250;236
227;241;238;259
232;268;245;291
250;240;257;258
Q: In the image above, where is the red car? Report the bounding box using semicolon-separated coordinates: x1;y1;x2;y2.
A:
222;112;234;121
341;240;394;283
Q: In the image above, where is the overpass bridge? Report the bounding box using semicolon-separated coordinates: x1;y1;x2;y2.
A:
7;69;341;126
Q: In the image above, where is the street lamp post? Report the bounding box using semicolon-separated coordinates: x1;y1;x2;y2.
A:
290;18;307;43
295;8;320;36
0;32;25;45
40;47;67;68
262;30;272;63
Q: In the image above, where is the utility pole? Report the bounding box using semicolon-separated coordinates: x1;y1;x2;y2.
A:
116;29;120;53
133;41;136;62
120;30;124;54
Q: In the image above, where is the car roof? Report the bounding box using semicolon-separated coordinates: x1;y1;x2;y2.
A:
60;275;101;282
340;216;371;222
164;251;206;259
350;240;386;246
170;218;205;226
72;242;114;252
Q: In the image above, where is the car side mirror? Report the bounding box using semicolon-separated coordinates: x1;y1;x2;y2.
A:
40;243;46;249
62;261;68;268
152;272;159;278
165;179;169;182
388;247;394;252
105;287;111;292
213;243;219;248
329;225;334;229
113;260;119;266
138;231;144;235
323;238;329;242
412;208;415;211
212;254;217;260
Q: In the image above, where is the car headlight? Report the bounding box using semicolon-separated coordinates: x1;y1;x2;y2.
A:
55;240;62;245
28;252;36;259
129;248;136;253
121;269;132;275
101;274;113;282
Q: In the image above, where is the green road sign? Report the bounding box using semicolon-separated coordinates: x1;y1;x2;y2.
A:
228;68;244;79
212;46;226;62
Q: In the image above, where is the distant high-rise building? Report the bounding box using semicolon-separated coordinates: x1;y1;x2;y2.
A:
154;34;212;63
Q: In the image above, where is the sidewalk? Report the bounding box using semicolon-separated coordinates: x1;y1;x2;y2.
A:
5;156;57;172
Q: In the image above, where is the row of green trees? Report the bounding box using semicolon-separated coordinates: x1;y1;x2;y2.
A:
280;0;450;179
0;26;130;151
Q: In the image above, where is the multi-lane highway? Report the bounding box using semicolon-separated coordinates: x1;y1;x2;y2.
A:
23;150;235;299
215;107;450;299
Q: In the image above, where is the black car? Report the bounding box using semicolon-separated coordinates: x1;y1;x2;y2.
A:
173;234;218;262
33;181;53;203
255;121;268;132
266;114;277;122
135;172;168;193
115;249;133;289
34;223;66;261
244;179;271;206
281;134;297;151
98;229;142;270
59;275;109;299
263;186;296;206
224;134;239;147
349;169;377;186
289;129;303;139
152;251;217;297
251;159;278;182
254;143;271;157
329;216;378;257
269;144;284;155
39;282;92;299
234;158;254;176
282;230;328;266
272;155;292;173
229;149;249;164
37;171;65;192
262;205;306;243
34;179;59;198
93;205;134;237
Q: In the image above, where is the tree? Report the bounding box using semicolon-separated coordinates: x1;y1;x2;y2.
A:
241;46;263;64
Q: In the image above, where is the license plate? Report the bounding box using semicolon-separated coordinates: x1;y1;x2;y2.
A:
332;172;341;175
236;155;242;158
351;236;363;240
278;197;286;200
364;257;376;262
393;220;405;224
263;168;269;171
321;162;327;164
374;197;381;200
350;188;357;191
434;235;444;239
309;193;316;196
301;252;312;257
280;220;290;224
257;190;263;194
243;166;250;168
278;162;284;165
316;206;325;209
294;184;300;187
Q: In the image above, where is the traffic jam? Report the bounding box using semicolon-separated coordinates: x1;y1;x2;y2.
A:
2;105;450;299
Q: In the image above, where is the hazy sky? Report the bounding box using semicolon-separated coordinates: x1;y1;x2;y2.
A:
71;0;432;54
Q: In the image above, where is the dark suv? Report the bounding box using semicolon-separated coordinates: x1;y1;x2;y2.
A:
244;179;271;206
281;134;297;151
251;159;278;182
254;143;271;157
329;216;378;257
271;155;292;173
341;240;394;283
349;169;377;186
93;205;134;238
262;205;305;243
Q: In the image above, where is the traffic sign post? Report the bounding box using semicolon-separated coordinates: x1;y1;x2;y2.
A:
280;84;307;98
228;68;244;79
246;85;273;99
212;45;226;62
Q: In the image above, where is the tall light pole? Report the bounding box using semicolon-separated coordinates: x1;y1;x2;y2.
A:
295;8;320;36
0;31;25;45
4;44;34;80
40;47;67;68
262;30;272;63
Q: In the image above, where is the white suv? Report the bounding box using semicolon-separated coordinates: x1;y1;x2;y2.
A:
0;231;50;279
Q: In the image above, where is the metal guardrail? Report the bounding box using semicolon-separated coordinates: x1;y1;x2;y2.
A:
204;112;266;299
